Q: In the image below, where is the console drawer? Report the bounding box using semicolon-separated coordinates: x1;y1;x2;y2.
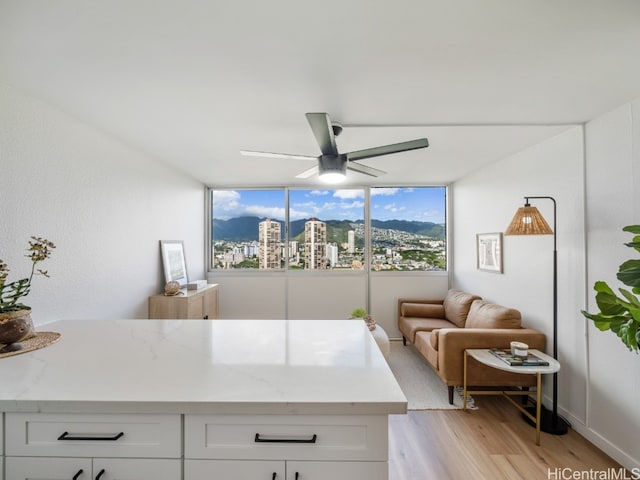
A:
184;414;388;461
6;412;181;458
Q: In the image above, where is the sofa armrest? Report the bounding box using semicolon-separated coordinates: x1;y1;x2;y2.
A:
397;297;444;321
436;328;546;384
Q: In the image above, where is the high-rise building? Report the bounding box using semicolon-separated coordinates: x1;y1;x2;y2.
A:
304;218;327;269
327;243;338;267
289;240;300;265
348;230;355;253
258;219;281;269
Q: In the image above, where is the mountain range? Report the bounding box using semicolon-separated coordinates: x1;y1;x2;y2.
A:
212;216;445;242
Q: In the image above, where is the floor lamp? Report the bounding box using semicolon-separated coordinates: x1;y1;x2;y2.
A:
505;196;570;435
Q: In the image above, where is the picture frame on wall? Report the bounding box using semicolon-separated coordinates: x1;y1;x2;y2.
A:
160;240;189;286
477;232;503;273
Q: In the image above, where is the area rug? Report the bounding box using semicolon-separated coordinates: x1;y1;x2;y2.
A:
386;340;477;410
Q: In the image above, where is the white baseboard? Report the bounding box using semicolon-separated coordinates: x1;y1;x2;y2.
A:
558;406;640;472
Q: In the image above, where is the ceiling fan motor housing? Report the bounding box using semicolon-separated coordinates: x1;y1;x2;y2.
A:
319;154;348;175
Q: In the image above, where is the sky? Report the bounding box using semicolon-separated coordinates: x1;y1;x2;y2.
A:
212;187;446;223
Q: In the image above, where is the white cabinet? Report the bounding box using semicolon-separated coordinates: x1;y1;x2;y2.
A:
286;461;388;480
6;457;180;479
186;460;387;480
94;458;181;479
185;414;388;461
6;412;181;457
186;459;285;479
184;414;389;480
6;457;92;479
5;413;181;480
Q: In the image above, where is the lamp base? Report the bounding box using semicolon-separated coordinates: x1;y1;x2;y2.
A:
522;404;570;435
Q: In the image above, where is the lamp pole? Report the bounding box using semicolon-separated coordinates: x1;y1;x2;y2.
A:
522;196;568;434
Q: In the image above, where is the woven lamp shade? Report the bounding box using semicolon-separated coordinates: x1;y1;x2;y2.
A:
504;205;553;235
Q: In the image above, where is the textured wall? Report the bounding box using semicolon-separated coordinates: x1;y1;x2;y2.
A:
0;84;205;324
584;100;640;470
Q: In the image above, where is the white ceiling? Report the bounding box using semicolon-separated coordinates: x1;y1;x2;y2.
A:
2;0;640;186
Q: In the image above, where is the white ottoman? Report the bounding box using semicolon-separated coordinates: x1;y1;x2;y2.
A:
370;325;390;358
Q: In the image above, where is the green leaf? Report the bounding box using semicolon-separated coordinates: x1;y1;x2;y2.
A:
593;282;626;315
617;319;639;352
586;226;640;353
623;229;640;252
581;310;626;331
619;288;640;308
593;319;612;331
618;259;640;287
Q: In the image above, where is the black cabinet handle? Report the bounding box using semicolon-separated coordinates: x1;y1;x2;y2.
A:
72;470;83;480
58;431;124;441
295;473;299;480
272;474;277;480
95;470;106;480
254;433;317;444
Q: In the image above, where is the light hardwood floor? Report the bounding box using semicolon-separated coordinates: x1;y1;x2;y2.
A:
389;396;625;480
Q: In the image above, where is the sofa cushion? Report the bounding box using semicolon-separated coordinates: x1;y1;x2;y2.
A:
414;331;439;369
429;329;439;350
465;300;522;329
401;302;445;318
398;317;455;343
442;289;482;328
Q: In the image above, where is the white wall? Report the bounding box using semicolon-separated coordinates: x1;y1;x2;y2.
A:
0;84;205;325
584;100;640;469
210;271;449;335
452;126;587;420
453;109;640;470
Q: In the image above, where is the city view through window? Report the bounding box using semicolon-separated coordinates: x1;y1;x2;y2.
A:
210;187;446;271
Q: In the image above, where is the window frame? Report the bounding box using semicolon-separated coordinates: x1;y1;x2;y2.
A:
207;185;448;274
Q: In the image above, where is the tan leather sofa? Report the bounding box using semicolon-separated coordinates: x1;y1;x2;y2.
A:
398;289;546;404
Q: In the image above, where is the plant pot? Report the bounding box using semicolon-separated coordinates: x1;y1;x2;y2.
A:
0;309;35;353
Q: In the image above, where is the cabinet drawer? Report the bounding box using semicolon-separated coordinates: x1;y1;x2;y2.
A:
185;414;388;461
7;457;181;480
186;459;285;479
287;460;388;480
6;413;181;458
94;458;182;479
6;457;92;480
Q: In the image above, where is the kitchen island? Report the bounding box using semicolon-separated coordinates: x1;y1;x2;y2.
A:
0;319;407;480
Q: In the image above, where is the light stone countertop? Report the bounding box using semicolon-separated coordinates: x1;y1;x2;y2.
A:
0;319;407;415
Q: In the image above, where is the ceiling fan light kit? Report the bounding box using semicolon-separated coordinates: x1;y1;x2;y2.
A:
318;154;347;184
240;112;429;183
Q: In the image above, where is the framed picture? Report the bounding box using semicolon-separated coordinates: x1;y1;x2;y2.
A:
477;232;503;273
160;240;188;286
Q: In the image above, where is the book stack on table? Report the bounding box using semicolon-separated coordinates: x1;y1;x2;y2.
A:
489;348;550;366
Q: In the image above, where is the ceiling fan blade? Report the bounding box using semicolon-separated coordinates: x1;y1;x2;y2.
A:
240;150;317;161
295;165;319;179
305;112;338;156
347;161;386;177
346;138;429;162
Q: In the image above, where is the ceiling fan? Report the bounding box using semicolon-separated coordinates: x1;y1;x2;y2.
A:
240;112;429;183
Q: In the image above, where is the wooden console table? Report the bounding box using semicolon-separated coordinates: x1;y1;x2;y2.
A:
149;283;219;319
462;348;560;445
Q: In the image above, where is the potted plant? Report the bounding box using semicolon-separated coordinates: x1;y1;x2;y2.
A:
0;236;56;352
581;225;640;353
350;307;376;330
